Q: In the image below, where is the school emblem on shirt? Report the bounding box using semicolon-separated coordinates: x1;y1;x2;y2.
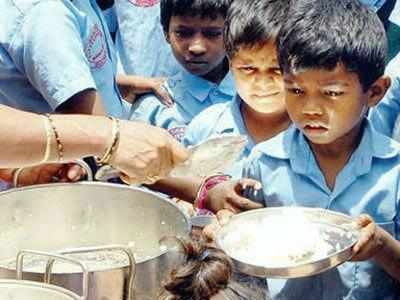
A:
128;0;159;7
85;24;107;69
168;127;186;141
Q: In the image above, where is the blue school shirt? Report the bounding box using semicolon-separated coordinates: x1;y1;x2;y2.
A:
0;0;125;117
369;53;400;138
129;68;235;138
243;120;400;300
114;0;180;77
184;95;255;178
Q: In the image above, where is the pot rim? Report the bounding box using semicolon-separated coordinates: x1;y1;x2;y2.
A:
0;279;81;300
0;182;191;273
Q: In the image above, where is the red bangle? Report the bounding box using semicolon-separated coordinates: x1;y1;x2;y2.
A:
195;174;231;210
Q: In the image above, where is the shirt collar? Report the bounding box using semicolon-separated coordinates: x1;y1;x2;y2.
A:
258;118;400;175
170;68;235;103
229;95;256;151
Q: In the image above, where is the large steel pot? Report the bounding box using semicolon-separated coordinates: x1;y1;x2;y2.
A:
0;182;190;300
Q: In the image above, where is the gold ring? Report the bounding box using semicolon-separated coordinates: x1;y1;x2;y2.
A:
144;174;160;183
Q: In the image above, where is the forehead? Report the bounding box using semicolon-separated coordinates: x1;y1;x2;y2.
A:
231;41;278;64
284;63;361;86
169;15;225;28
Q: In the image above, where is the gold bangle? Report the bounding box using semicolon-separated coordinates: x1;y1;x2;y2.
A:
40;115;52;164
12;167;24;188
96;117;120;165
45;114;64;162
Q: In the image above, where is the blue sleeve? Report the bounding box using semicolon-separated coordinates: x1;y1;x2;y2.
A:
182;103;228;146
130;94;186;132
369;59;400;137
129;94;163;125
183;114;212;147
241;150;265;204
18;2;96;110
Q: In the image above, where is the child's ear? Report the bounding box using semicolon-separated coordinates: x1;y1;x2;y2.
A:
366;76;391;108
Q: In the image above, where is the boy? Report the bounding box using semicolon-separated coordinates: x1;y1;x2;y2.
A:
243;0;400;298
129;0;234;139
145;0;289;214
184;0;290;179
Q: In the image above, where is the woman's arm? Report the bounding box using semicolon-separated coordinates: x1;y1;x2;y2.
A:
0;105;188;182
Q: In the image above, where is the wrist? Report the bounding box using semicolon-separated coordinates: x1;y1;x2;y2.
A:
372;228;391;261
194;174;230;210
87;116;114;158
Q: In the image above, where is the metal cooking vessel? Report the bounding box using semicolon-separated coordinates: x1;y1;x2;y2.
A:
0;280;81;300
0;250;89;300
0;182;190;300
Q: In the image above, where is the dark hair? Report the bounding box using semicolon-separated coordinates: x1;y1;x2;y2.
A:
159;239;266;300
224;0;290;58
160;0;232;32
278;0;388;91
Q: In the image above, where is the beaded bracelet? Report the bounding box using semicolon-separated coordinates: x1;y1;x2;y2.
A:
96;117;120;165
194;174;231;210
45;114;64;162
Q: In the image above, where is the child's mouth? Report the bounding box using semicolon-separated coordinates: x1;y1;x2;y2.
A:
303;124;328;135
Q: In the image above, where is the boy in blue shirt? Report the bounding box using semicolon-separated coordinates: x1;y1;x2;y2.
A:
145;0;289;213
242;0;400;298
129;0;235;139
184;0;291;180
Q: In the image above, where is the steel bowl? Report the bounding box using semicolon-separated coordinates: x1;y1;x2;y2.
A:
216;207;360;278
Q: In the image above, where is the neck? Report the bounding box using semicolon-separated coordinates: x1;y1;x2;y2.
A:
202;58;229;84
309;120;365;190
241;101;291;144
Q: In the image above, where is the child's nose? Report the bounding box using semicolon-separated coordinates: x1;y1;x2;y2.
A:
188;38;207;56
302;97;323;115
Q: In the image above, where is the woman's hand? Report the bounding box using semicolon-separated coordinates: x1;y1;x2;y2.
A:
111;121;189;185
13;163;85;187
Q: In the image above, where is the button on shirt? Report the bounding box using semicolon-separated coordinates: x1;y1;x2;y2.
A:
129;68;235;138
243;120;400;300
114;0;179;77
0;0;125;117
184;95;256;179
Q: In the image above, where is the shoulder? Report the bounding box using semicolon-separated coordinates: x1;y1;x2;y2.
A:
184;102;232;144
193;102;231;124
130;93;163;119
369;124;400;160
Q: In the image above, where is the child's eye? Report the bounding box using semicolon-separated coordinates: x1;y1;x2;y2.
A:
240;66;256;74
271;68;282;75
287;87;304;95
202;30;222;39
175;30;193;38
325;90;344;97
